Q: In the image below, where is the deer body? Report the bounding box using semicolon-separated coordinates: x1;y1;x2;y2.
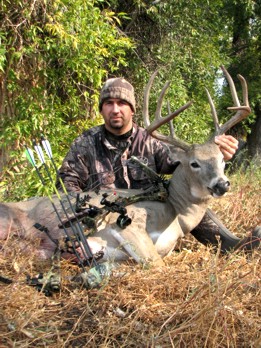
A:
0;142;228;265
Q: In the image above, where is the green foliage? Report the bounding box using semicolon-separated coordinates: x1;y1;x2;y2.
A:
0;0;133;201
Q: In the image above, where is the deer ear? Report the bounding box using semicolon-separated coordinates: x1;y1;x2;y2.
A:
169;146;186;160
171;160;181;172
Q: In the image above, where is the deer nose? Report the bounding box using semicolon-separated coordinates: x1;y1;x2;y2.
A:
208;179;230;197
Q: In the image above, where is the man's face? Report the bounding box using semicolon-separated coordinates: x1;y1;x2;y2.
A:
101;98;134;135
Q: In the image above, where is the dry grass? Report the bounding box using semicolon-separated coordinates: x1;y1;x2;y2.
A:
0;167;260;347
210;166;261;235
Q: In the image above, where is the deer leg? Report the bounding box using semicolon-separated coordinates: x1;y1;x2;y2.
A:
190;209;240;252
155;219;184;257
115;223;164;266
109;229;144;263
233;226;261;252
190;208;260;253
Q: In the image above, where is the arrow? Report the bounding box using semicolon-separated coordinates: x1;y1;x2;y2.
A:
25;138;97;269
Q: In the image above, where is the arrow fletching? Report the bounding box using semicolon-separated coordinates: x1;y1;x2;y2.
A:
33;140;45;164
25;147;36;166
41;136;52;159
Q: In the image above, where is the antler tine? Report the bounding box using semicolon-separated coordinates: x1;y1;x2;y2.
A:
143;70;193;134
154;99;191;150
143;70;158;129
235;74;249;107
155;80;171;119
143;70;173;130
143;70;193;149
221;65;240;106
217;66;251;135
205;87;220;134
167;100;175;138
147;102;193;134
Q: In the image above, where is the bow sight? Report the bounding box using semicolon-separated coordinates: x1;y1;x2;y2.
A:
100;193;132;229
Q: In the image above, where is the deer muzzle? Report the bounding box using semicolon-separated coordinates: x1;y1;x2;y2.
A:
208;179;230;197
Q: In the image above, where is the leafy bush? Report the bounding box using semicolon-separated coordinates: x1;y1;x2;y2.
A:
0;0;134;201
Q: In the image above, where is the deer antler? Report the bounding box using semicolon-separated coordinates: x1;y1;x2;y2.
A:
143;70;193;150
206;66;251;137
143;67;251;149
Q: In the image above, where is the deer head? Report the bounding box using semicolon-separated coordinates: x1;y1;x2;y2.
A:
143;66;251;199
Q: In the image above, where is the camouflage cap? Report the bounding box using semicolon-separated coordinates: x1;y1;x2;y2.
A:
99;77;136;112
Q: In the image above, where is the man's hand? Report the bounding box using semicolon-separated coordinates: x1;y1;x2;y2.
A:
215;135;239;161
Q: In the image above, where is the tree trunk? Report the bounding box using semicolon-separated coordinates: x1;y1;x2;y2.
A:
247;102;261;163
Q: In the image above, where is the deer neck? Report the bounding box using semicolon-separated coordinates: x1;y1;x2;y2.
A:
167;165;210;213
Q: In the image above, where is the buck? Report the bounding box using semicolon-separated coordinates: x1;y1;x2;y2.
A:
0;67;256;266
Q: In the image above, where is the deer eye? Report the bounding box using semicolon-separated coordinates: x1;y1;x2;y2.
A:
190;161;200;169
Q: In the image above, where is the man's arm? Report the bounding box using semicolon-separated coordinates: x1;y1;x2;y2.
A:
57;165;84;192
215;135;239;161
57;143;89;192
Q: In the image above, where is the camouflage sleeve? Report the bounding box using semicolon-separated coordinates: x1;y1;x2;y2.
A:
57;136;90;192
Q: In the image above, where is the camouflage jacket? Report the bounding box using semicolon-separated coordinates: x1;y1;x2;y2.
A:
57;123;179;192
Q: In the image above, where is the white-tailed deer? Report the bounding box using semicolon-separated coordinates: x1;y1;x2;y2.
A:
0;67;254;266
